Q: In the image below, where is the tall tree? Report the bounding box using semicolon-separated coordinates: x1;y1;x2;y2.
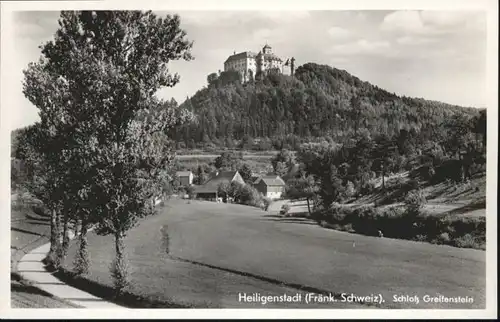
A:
207;72;218;86
24;10;194;292
214;151;241;170
15;124;66;267
238;163;253;183
284;174;318;214
195;165;207;185
275;162;289;178
271;149;295;174
371;134;398;190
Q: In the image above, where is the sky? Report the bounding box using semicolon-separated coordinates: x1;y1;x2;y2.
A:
10;10;487;130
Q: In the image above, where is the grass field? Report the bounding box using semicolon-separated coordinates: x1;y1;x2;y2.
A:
63;199;485;309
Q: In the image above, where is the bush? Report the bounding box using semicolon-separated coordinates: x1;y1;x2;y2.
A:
407;178;420;190
110;256;130;295
281;204;291;216
387;176;406;190
359;180;376;195
342;223;354;233
344;181;356;198
453;233;480;249
73;237;90;276
404;189;427;214
160;225;170;255
437;232;451;244
312;203;485;250
414;234;427;242
232;184;265;209
262;197;273;211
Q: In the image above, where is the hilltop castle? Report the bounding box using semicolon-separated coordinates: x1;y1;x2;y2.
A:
224;44;295;82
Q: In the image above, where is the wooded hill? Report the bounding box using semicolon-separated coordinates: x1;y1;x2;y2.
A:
172;63;479;149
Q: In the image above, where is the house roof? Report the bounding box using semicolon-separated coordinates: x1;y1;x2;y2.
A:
250;175;261;183
195;171;240;194
176;171;192;177
252;173;278;184
255;175;286;186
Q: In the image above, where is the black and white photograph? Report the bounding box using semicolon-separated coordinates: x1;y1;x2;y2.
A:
1;0;497;319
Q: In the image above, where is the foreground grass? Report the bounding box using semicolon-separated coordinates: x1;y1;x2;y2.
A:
63;200;485;309
61;205;365;309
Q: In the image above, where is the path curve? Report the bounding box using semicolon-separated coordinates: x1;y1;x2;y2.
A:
16;198;163;309
16;231;127;309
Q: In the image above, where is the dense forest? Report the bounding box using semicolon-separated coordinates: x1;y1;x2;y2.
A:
172;63;480;150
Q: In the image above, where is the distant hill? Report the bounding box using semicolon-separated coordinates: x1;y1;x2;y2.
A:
173;63;479;149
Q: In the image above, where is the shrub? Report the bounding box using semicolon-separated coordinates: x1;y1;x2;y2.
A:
342;223;354;232
407;178;420;190
331;223;342;230
233;184;264;209
388;175;406;190
359;180;376;195
437;232;451;244
73;237;90;276
262;197;273;211
319;220;329;228
414;234;427;242
45;250;61;270
404;189;427;214
281;204;291;216
453;233;479;249
344;181;356;198
160;225;170;255
110;256;130;295
428;166;436;180
313;201;484;250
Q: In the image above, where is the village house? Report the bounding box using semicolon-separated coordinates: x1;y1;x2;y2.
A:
194;170;245;202
253;174;286;199
176;170;194;187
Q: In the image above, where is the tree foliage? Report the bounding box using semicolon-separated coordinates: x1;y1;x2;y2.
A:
172;63;479;149
238;163;253;183
214;151;242;170
21;10;193;291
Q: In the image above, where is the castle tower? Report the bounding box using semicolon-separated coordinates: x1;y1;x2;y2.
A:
262;44;272;54
256;51;264;76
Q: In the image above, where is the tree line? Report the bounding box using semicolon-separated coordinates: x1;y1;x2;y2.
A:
284;109;487;211
171;62;479;151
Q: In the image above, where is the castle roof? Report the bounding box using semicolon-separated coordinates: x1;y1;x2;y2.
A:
262;53;283;62
225;51;258;63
